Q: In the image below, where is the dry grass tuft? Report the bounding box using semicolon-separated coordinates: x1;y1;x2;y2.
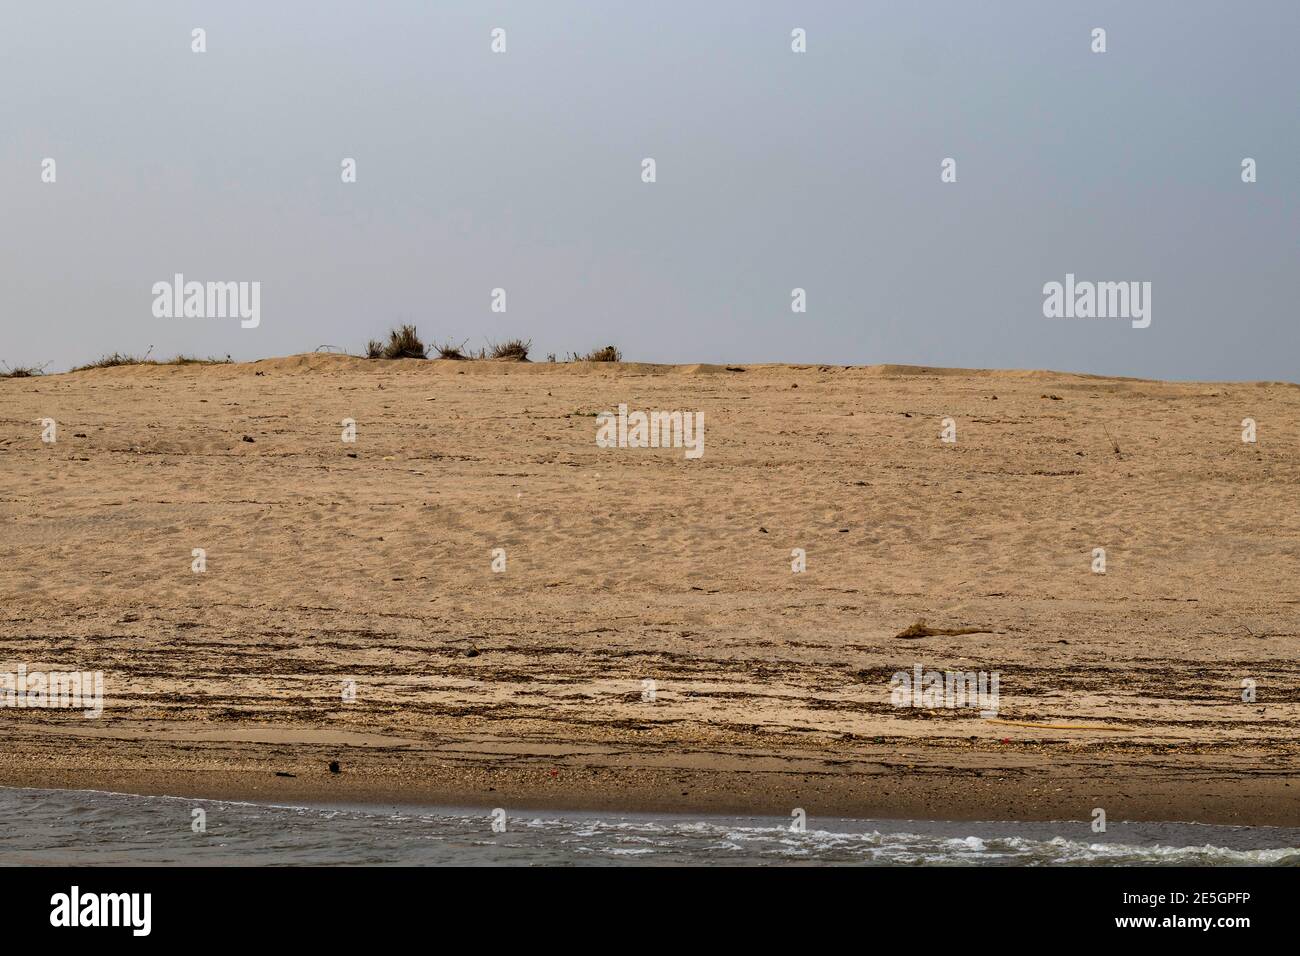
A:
167;355;232;366
434;339;470;360
372;325;426;360
71;351;231;371
0;361;49;379
489;338;531;361
576;345;622;362
74;352;146;370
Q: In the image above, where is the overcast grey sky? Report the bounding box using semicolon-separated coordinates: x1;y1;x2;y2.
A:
2;1;1296;379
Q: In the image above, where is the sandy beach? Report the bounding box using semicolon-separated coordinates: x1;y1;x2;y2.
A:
2;355;1297;825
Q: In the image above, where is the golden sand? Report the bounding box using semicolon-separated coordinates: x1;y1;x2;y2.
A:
1;355;1297;823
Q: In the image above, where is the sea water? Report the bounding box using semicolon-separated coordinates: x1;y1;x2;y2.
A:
1;787;1296;866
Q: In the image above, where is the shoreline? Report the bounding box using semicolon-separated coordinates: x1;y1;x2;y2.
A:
2;726;1297;827
6;778;1300;837
8;775;1297;868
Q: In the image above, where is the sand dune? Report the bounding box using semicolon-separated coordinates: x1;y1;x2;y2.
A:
1;355;1298;822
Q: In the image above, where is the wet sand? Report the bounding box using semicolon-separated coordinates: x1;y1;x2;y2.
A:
2;355;1298;825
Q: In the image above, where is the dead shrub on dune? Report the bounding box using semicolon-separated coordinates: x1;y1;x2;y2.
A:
489;338;531;361
0;361;48;379
168;355;232;366
71;351;231;371
374;324;427;359
434;339;470;360
74;351;147;370
575;345;622;362
1103;425;1123;459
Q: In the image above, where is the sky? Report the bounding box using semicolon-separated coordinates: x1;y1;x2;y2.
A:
2;1;1296;380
